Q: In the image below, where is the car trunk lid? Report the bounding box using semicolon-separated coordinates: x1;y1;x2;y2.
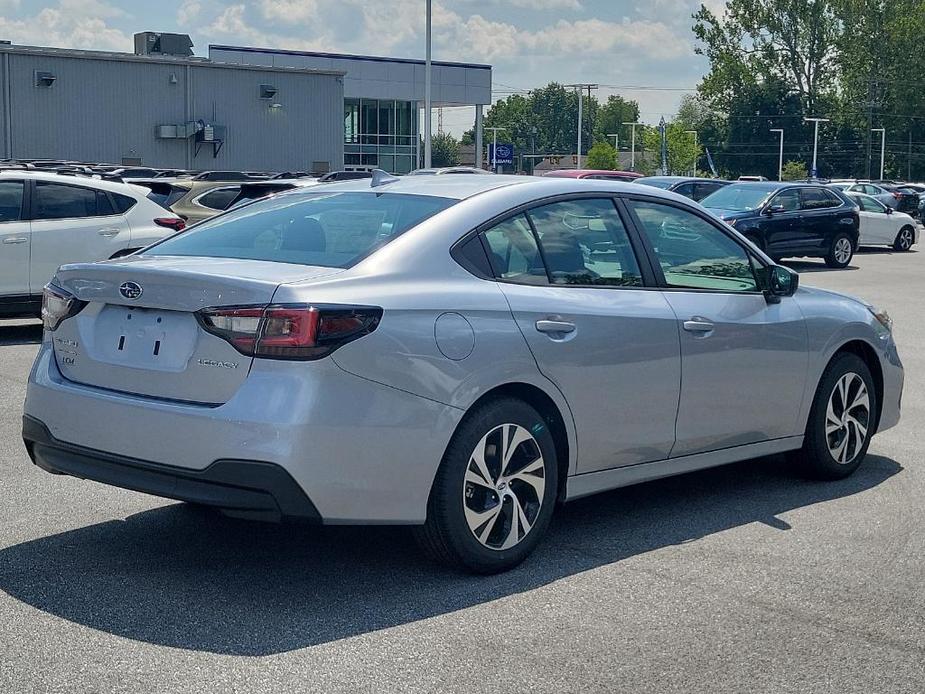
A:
51;255;343;404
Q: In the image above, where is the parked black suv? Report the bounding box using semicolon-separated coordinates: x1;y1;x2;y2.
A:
634;176;730;202
700;182;860;268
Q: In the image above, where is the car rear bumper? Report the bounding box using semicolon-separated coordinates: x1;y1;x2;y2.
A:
23;415;320;522
24;343;463;524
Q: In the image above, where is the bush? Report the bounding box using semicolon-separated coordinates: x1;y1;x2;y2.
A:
781;160;808;181
585;142;617;170
431;133;460;168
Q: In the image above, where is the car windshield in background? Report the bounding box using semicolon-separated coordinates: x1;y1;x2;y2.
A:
145;191;457;268
700;183;776;211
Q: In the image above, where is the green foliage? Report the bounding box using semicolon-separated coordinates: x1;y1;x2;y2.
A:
692;0;925;180
431;133;460;168
640;124;701;176
781;160;808;181
585;142;617;170
593;95;640;146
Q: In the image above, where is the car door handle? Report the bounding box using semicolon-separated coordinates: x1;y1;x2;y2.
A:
682;318;715;333
535;319;576;334
2;236;27;244
98;227;121;237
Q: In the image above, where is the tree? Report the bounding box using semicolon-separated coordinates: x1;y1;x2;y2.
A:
781;160;808;181
594;95;640;147
585;142;617;170
431;133;460;167
641;122;701;176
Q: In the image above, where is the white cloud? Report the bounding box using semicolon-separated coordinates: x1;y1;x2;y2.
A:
259;0;318;23
177;0;202;25
0;1;129;51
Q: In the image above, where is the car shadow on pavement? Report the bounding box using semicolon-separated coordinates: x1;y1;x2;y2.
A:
0;322;42;346
0;453;901;656
782;260;859;273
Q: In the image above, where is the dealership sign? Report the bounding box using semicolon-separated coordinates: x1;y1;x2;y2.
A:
489;143;514;166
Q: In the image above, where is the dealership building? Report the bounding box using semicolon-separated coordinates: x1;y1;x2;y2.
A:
0;33;492;174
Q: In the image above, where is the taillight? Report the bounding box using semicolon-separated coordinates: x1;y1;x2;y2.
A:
196;304;382;360
41;284;86;331
892;192;903;200
154;217;186;231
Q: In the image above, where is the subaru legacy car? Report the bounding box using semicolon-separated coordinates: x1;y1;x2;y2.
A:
23;174;902;573
701;182;860;268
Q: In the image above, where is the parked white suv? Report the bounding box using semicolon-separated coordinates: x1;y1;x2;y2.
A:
0;171;184;317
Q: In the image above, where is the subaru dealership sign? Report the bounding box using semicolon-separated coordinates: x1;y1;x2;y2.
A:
489;143;514;166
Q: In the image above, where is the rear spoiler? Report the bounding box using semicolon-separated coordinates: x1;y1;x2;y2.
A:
226;182;297;209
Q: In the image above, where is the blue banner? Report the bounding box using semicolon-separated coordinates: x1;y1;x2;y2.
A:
489;143;514;166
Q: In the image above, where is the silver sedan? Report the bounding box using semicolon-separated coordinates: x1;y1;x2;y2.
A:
23;173;903;573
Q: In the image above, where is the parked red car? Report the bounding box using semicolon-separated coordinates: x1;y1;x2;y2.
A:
542;169;643;182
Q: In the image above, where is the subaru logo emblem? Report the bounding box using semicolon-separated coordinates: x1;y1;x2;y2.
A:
119;281;143;300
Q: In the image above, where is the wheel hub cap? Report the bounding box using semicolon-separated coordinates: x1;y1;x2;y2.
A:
825;372;870;465
463;423;545;550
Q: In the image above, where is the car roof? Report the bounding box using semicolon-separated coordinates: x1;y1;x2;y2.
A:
271;173;669;202
0;169;152;195
636;176;727;183
543;169;641;179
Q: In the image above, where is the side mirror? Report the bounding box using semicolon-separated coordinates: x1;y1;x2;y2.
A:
885;207;893;215
760;264;799;301
764;204;785;216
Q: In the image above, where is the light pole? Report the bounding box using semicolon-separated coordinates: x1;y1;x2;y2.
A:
423;0;432;168
623;121;642;171
685;130;698;176
770;128;784;181
566;84;597;168
486;126;506;173
607;132;619;168
804;117;829;179
871;128;885;180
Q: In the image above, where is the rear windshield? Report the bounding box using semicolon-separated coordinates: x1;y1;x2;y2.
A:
144;191;457;268
634;178;675;189
700;184;777;211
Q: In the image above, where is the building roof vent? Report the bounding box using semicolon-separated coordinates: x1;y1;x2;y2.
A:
134;32;194;57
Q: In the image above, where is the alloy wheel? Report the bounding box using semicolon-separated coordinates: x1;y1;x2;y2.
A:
462;423;546;550
898;228;914;250
834;237;853;265
825;372;870;465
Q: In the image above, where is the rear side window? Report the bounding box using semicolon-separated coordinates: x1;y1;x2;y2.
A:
527;198;642;286
802;188;839;210
0;180;24;222
196;187;241;211
34;182;98;219
111;193;137;214
146;191;456;268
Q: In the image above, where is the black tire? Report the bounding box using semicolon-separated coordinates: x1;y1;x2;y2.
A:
415;398;558;574
825;232;855;268
893;225;915;252
793;353;876;480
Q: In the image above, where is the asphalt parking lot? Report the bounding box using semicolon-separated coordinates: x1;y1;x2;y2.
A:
1;247;923;693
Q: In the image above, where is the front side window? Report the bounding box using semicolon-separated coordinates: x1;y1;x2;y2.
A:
146;191;456;268
527;198;642;286
629;200;758;292
770;189;801;212
34;182;99;220
0;180;24;222
857;195;885;213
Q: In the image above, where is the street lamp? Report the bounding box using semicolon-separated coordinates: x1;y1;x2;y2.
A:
770;128;784;181
486;126;506;173
423;0;432;168
804;117;829;179
622;122;642;171
872;128;886;180
685;130;698;176
607;132;619;168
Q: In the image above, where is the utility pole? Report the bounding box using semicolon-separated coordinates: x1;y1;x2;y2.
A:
909;131;913;181
623;121;642;171
770;128;784;181
685;130;698;176
871;128;885;180
423;0;432;168
565;83;597;169
804;117;829;179
486;126;506;173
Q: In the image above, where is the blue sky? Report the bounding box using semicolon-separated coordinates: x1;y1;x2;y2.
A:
0;0;723;132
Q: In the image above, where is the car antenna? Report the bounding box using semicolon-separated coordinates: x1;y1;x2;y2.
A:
370;169;400;187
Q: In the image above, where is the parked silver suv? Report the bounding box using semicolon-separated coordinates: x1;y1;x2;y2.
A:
23;174;903;573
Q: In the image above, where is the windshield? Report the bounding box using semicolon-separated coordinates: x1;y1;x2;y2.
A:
700;184;777;211
144;191;456;268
